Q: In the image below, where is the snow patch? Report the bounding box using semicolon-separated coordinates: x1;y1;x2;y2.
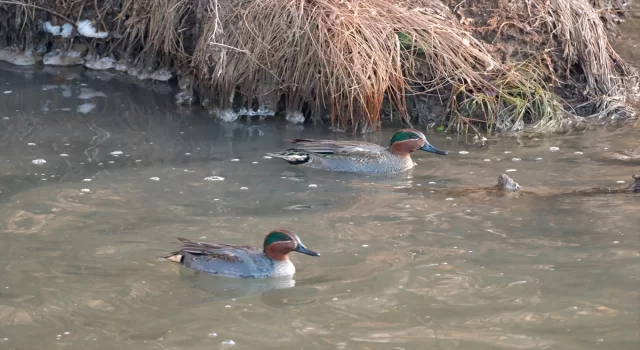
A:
76;20;109;39
43;22;74;38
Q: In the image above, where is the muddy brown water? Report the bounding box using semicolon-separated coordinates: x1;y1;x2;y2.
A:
1;39;639;350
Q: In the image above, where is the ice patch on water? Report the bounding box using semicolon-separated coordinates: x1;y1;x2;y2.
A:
512;158;521;161
149;69;172;81
221;340;235;346
43;50;84;66
3;91;11;94
216;109;239;122
458;151;469;155
505;169;517;172
78;88;106;99
204;176;224;181
32;159;47;165
110;151;123;156
81;189;90;193
149;177;160;181
61;86;72;97
549;147;560;151
129;67;172;81
237;106;275;118
77;20;109;38
85;56;115;70
77;103;96;114
285;111;305;124
0;48;39;66
115;61;129;72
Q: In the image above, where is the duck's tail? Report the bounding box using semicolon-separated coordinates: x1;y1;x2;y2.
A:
163;252;184;264
266;150;310;165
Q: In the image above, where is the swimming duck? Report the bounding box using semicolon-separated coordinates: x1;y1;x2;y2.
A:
164;229;319;278
266;128;448;174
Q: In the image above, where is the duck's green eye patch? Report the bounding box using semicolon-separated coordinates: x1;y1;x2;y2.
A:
390;131;421;146
264;231;293;248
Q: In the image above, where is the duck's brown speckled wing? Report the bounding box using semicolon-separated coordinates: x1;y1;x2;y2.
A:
286;139;387;158
168;237;258;263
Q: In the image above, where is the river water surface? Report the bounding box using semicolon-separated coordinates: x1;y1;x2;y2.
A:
0;52;639;350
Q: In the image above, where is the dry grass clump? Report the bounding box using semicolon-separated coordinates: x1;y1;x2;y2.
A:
453;0;638;122
114;0;193;67
449;61;564;133
193;0;562;132
546;0;638;117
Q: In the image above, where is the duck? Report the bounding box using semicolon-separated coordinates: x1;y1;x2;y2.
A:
266;128;448;174
164;229;319;278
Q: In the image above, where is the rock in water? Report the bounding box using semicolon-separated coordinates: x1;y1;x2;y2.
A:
497;173;521;192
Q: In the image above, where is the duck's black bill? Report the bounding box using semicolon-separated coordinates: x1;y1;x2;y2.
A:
421;143;448;155
295;244;320;257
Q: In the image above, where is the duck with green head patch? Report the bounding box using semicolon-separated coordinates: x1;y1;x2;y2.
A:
267;128;448;174
164;229;319;278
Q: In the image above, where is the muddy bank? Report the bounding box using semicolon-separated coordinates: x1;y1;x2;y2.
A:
0;0;638;132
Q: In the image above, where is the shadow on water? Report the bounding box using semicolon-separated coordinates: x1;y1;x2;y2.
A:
0;56;639;350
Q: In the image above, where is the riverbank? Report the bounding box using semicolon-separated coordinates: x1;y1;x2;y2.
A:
0;0;638;132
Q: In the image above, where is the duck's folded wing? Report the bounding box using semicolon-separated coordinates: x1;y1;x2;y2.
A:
287;139;386;156
170;238;256;262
